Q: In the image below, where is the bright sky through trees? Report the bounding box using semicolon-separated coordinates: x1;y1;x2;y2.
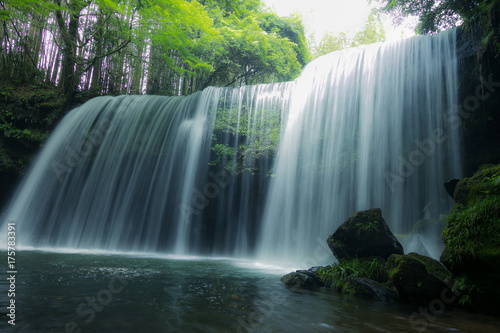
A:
263;0;415;44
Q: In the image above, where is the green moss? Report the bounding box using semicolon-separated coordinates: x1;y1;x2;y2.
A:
442;194;500;268
453;164;500;207
440;164;500;313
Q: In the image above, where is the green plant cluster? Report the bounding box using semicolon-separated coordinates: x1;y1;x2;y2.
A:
452;274;481;305
317;257;387;294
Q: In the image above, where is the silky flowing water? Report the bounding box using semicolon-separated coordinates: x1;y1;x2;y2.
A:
1;250;500;333
0;28;493;332
0;29;461;263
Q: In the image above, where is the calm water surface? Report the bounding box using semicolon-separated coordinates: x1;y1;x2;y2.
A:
0;250;499;332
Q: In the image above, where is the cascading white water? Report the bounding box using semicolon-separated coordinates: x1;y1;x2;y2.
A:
0;29;461;263
0;84;290;254
256;29;461;264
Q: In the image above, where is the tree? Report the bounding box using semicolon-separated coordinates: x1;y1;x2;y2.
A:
0;0;309;97
195;8;307;88
377;0;485;34
259;12;311;67
315;31;351;57
313;9;386;58
351;10;386;47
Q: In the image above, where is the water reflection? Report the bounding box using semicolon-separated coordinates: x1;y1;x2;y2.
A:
0;251;499;332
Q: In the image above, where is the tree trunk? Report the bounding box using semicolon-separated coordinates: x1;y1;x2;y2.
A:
56;0;86;98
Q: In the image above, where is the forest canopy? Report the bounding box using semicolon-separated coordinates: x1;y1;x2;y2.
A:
378;0;496;34
0;0;310;97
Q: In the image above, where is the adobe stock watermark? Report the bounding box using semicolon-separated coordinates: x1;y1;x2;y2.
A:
178;169;232;224
56;276;129;333
401;283;465;332
51;115;113;183
236;235;331;332
386;74;500;191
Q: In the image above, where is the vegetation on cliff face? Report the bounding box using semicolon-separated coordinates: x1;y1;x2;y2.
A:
0;79;66;173
441;164;500;313
209;99;282;175
441;164;500;269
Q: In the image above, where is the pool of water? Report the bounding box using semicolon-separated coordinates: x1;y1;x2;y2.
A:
1;250;499;332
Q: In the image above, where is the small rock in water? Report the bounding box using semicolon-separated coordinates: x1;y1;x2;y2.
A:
280;270;324;289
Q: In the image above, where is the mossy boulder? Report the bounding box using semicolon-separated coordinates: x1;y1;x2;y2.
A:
327;208;404;260
440;164;500;314
450;164;500;206
386;252;453;303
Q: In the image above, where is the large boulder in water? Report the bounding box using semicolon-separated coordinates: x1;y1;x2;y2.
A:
327;208;404;260
386;252;453;304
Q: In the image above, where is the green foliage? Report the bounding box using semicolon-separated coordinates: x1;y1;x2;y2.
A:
313;9;386;58
140;0;218;73
314;32;351;58
443;195;500;265
317;257;387;294
210;97;281;174
0;79;65;173
442;164;500;268
452;274;482;305
259;12;311;66
200;10;305;88
377;0;494;34
351;10;387;47
1;0;309;97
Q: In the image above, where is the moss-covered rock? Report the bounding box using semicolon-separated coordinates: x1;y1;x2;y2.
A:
386;252;453;304
327;208;404;260
451;164;500;207
441;164;500;314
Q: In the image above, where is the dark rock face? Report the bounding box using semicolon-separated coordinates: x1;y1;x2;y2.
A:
327;208;404;261
280;269;324;289
444;179;460;199
346;277;399;302
386;252;453;304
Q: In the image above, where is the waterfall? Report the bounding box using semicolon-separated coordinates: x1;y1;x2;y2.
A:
257;29;461;264
0;29;461;264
